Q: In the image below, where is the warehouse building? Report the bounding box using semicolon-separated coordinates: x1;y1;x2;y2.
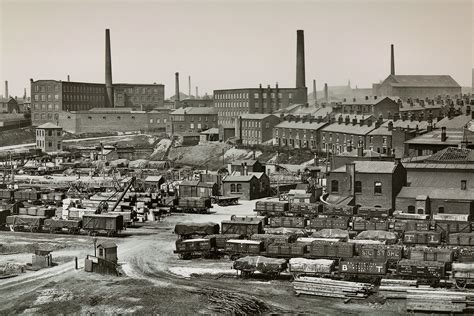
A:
238;113;280;146
333;96;399;119
167;107;218;135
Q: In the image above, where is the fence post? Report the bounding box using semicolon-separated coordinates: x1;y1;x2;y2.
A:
75;257;78;269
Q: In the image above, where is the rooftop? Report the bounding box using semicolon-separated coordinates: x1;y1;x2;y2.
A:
275;120;327;131
200;127;219;135
405;129;474;146
381;120;430;131
427;147;474;163
240;113;277;120
321;121;377;135
171;107;217;115
386;75;461;88
37;122;61;129
340;96;399;105
331;161;399;174
397;186;474;200
437;115;473;130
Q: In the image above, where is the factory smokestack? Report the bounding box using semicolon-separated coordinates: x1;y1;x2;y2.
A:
324;83;328;103
390;44;395;76
67;75;70;82
196;86;199;99
313;79;317;106
4;81;8;99
175;72;180;102
296;30;306;89
188;76;191;98
105;29;114;107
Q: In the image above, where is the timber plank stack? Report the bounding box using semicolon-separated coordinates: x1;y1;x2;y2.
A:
293;277;374;299
378;278;418;299
406;289;474;313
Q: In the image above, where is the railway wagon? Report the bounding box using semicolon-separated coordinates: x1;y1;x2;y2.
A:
6;215;46;232
308;217;349;230
19;207;55;218
0;209;11;226
403;231;442;246
409;247;454;263
348;239;385;255
174;222;220;238
221;217;264;237
357;207;392;219
82;214;123;236
250;233;297;247
394;219;431;232
288;258;335;276
254;201;289;216
352;218;389;232
396;259;447;280
269;216;307;229
356;230;398;245
435;221;472;234
110;211;135;227
13;189;41;201
359;244;404;261
175;237;217;259
233;256;287;277
225;239;264;260
204;234;242;249
339;259;388;276
0;189;13;200
321;205;356;217
448;233;474;246
452;262;474;288
176;197;212;213
43;218;82;234
288;203;322;217
266;242;306;258
308;240;354;259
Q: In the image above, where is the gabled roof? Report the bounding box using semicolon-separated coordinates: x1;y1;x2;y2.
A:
223;174;255;182
321;122;377;135
425;147;474;163
437;116;473;130
381;120;430;131
144;175;163;182
37;122;61;129
397;186;474;200
240;113;277;120
230;159;259;166
331;161;399;174
275;120;327;130
387;75;461;88
341;96;398;105
200;128;219;135
97;241;117;249
405;129;474;146
171;107;217;115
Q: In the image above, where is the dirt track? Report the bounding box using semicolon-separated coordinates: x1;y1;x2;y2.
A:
0;200;405;314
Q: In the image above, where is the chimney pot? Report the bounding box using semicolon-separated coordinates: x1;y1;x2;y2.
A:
441;127;447;142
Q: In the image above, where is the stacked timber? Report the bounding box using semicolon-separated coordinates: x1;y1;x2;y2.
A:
406;289;474;313
378;279;418;299
293;277;374;299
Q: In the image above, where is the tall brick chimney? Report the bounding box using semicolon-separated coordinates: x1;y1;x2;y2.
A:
390;44;395;76
313;79;317;106
188;76;191;98
195;86;199;99
4;80;8;99
175;72;180;102
324;83;329;103
296;30;306;89
105;29;114;107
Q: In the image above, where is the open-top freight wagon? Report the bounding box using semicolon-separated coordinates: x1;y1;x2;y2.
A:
233;255;287;277
254;201;289;216
82;214;123;236
174;222;220;239
174;197;212;214
221;216;264;237
6;215;46;232
174;237;217;259
210;196;240;206
43;218;82;234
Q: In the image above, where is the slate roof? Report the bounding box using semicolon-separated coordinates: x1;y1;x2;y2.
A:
405;129;474;145
275;120;327;130
321;122;376;135
381;120;430;130
334;114;375;121
337;149;387;157
426;147;474;162
368;126;392;136
397;186;474;200
340;96;399;105
240;113;276;120
331;161;398;174
230;159;259;166
37;122;61;129
399;101;443;112
223;172;264;182
437;116;473;130
171;107;217;115
97;241;117;249
200;127;219;135
388;75;461;88
144;175;164;182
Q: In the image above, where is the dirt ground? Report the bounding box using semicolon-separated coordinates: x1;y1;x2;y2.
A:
0;199;406;315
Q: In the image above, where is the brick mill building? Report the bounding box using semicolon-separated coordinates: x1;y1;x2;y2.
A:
238;113;280;146
36;122;63;153
273;118;327;149
332;96;400;119
167;107;218;135
326;160;407;210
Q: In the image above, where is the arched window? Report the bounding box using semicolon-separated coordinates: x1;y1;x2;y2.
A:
331;180;339;193
355;181;362;194
374;181;382;194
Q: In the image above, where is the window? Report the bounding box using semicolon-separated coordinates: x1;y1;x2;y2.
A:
438;206;445;214
331;180;339;193
48;130;52;136
408;205;415;214
230;184;236;192
48;142;52;147
190;123;194;129
57;131;61;136
57;143;61;150
355;181;362;193
236;184;242;192
99;248;103;257
150;119;154;123
374;181;382;194
461;180;467;190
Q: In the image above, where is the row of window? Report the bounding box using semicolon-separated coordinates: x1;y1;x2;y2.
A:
149;118;167;124
230;183;243;192
116;95;161;102
34;85;60;93
274;129;316;138
215;92;249;100
242;130;261;138
33;103;60;111
117;87;161;95
276;138;317;148
36;140;61;150
171;115;216;122
36;129;60;137
63;85;103;93
331;180;382;194
33;94;59;102
33;113;59;120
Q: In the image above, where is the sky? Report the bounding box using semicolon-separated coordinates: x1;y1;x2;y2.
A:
1;0;473;98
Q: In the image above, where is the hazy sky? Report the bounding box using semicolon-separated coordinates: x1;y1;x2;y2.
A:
1;0;473;98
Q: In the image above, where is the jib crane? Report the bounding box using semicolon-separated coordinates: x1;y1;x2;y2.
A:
96;176;136;214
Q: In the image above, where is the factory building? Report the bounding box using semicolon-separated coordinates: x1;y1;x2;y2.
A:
167;107;218;135
31;29;165;126
58;108;170;134
214;30;308;140
332;96;399;119
238;113;280;146
374;44;462;100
